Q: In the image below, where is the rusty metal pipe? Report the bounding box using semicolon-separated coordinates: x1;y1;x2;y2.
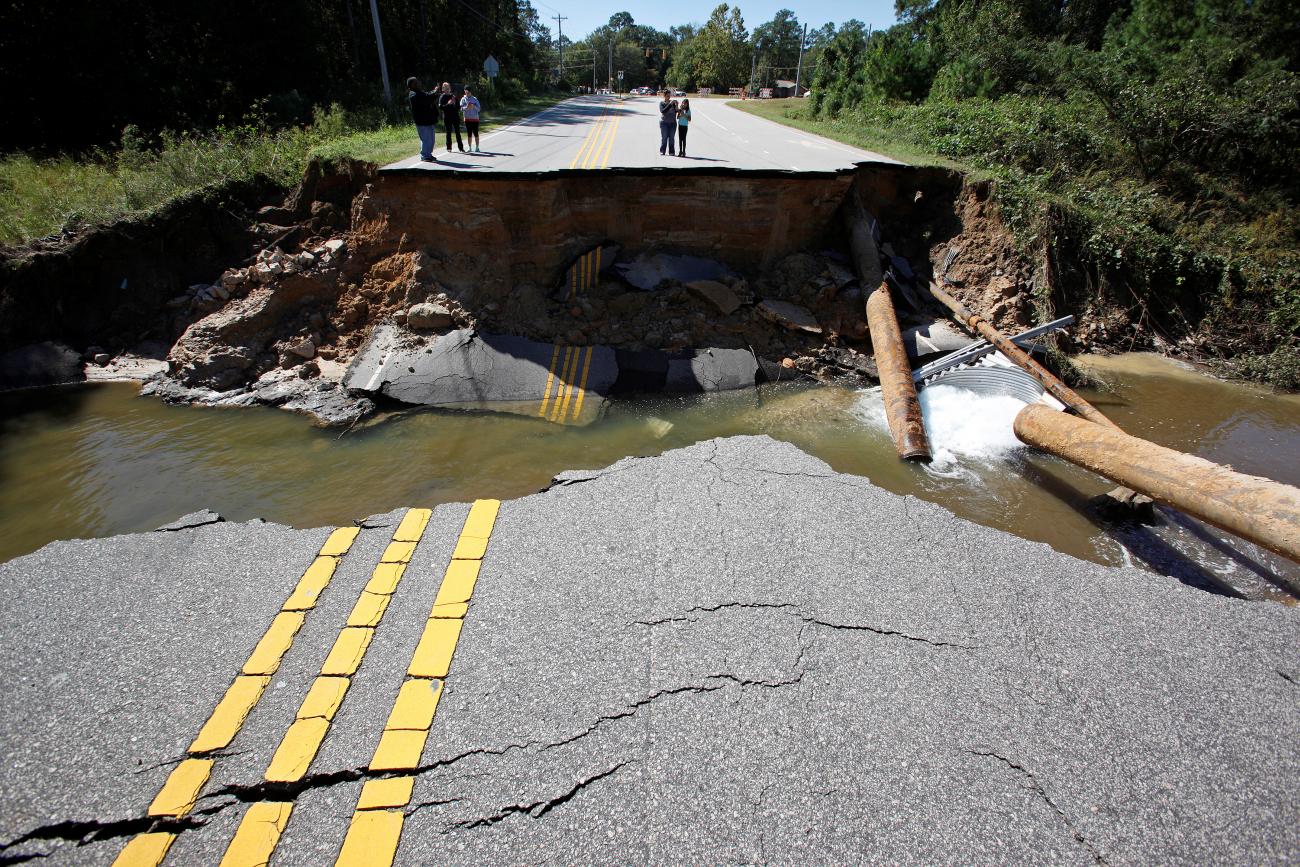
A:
1015;404;1300;562
866;282;931;462
929;282;1119;430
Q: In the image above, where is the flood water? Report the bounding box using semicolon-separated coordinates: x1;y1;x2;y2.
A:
2;353;1297;601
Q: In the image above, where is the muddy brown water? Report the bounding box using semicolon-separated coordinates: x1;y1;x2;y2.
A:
2;353;1297;601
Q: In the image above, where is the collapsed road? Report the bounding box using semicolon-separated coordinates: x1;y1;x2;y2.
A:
0;437;1296;865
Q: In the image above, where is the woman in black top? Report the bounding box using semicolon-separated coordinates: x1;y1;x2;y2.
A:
438;82;465;153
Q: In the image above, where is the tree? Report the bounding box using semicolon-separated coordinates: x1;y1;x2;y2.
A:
691;4;750;90
608;11;635;30
753;9;803;86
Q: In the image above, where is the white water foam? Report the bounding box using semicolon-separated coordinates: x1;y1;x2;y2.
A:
853;384;1030;477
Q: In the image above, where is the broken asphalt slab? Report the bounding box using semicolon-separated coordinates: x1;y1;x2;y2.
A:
0;436;1296;864
343;327;762;423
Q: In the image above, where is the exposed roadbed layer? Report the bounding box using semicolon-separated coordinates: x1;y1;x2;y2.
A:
0;435;1296;864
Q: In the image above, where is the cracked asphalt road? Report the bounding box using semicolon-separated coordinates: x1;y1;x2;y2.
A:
0;436;1297;864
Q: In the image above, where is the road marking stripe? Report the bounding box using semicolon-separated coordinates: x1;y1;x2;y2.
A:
217;801;292;867
584;114;616;169
334;499;501;867
356;776;416;810
266;717;331;782
113;525;365;866
147;759;214;817
548;345;578;423
320;627;375;677
297;676;351;719
380;540;418;564
281;557;339;610
220;509;432;862
570;344;595;422
588;113;613;168
555;346;588;423
336;810;404;867
598;116;622;168
568;107;610;169
537;343;562;417
115;833;177;866
188;676;270;753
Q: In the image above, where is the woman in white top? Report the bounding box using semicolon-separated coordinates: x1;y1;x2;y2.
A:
460;87;482;153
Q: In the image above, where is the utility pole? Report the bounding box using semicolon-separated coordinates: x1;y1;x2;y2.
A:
608;37;614;91
748;48;757;97
369;0;392;108
793;23;807;95
553;14;568;80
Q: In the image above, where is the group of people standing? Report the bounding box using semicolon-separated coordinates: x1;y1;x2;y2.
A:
657;91;691;157
406;78;482;162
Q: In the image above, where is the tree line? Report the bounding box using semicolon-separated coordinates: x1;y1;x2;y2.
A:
0;0;554;152
807;0;1299;193
555;8;831;94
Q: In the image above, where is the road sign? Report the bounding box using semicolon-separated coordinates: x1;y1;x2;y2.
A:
617;70;624;80
483;55;500;78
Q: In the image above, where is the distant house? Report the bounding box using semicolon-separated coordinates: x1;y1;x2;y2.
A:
772;79;808;98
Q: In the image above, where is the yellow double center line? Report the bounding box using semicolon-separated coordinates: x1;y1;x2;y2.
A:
537;344;595;424
568;246;602;302
113;523;368;866
216;509;435;865
568;107;621;169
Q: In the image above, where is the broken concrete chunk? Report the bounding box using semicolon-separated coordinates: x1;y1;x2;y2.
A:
324;239;346;255
685;280;742;316
666;347;758;392
406;302;453;331
757;299;823;333
343;326;617;425
154;510;225;531
614;253;734;292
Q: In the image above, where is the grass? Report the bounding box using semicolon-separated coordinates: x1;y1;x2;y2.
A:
0;93;570;247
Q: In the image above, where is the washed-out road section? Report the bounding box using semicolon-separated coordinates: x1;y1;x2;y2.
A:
0;436;1295;864
383;94;902;174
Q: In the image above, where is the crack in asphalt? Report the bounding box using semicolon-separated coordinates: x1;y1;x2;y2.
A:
438;762;633;833
0;663;812;861
634;600;977;650
0;807;221;866
967;749;1109;866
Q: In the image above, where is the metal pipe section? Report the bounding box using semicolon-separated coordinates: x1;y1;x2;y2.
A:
1014;404;1300;563
866;283;932;462
912;315;1075;384
929;282;1119;430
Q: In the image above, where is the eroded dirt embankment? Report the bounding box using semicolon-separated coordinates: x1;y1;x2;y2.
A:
0;158;1068;423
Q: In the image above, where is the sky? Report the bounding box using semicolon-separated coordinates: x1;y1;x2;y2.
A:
537;0;900;44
